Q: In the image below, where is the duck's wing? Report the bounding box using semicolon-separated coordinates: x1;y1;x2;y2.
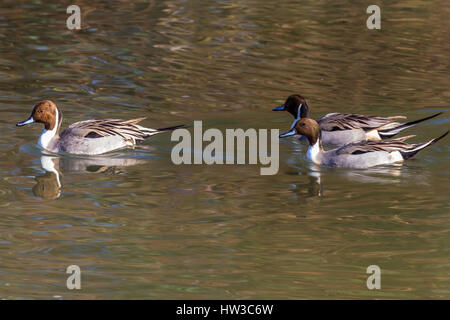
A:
317;113;406;131
335;135;417;155
60;117;159;142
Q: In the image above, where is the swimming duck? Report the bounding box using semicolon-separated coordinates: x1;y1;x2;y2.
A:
16;100;184;155
273;94;442;146
279;117;448;169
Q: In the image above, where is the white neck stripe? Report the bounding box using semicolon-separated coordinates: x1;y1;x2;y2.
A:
38;111;58;150
296;104;302;120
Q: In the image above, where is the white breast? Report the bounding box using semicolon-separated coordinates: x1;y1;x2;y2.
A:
38;112;58;150
38;129;56;149
306;142;322;164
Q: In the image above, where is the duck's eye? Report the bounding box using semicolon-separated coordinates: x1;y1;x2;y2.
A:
300;123;305;127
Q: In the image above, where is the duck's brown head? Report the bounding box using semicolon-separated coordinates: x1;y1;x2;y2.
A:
279;117;321;146
272;94;309;119
17;100;61;131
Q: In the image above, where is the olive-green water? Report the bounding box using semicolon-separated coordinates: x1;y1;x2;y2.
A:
0;0;449;299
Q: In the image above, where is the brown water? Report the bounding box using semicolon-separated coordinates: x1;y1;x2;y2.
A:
0;0;449;299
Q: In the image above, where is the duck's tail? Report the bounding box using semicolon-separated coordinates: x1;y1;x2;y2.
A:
400;130;449;160
139;124;186;138
378;112;442;139
156;124;186;132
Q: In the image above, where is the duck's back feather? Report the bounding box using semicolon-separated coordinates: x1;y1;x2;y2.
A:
334;135;416;156
60;118;158;142
317;113;406;131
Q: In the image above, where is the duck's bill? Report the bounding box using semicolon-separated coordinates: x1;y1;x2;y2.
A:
16;116;34;127
272;105;285;111
279;128;297;138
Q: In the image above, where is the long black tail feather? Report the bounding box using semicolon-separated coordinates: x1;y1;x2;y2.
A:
379;112;443;139
400;130;449;160
156;124;187;132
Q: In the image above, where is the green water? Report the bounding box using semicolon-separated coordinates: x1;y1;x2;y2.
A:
0;0;449;299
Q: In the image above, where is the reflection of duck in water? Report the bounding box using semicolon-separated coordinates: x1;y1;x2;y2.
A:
33;156;61;200
284;162;430;201
339;165;431;185
284;163;323;200
59;155;148;173
33;155;147;199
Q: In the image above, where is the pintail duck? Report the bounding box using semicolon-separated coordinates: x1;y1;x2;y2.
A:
16;100;184;155
279;118;448;169
273;94;442;146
